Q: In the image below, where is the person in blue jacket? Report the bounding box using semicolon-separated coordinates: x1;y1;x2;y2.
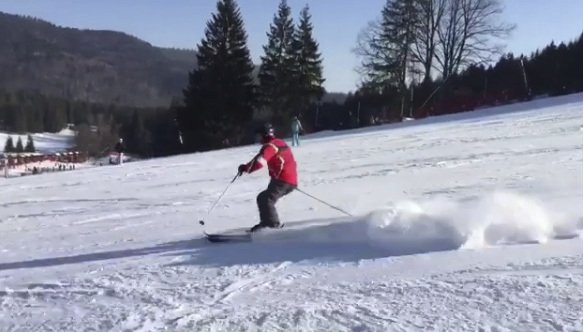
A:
291;116;304;147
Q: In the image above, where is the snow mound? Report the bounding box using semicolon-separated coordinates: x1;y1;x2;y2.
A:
56;128;76;136
254;191;581;257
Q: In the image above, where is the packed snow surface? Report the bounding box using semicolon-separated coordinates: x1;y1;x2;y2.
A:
0;94;582;331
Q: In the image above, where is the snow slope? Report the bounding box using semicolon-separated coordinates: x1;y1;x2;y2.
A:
0;128;75;154
0;94;582;331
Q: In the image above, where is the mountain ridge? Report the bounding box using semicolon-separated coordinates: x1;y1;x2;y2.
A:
0;11;197;107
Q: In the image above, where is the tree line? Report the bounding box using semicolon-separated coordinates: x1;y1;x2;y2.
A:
347;0;582;123
0;90;181;157
354;0;516;117
176;0;582;152
346;33;583;124
176;0;324;152
3;134;35;153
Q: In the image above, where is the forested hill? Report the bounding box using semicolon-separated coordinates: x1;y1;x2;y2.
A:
0;12;197;107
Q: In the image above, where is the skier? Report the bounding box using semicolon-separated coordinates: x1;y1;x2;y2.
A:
291;115;303;147
114;138;125;165
238;123;297;232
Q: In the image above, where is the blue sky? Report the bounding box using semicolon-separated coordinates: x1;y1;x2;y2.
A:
0;0;581;92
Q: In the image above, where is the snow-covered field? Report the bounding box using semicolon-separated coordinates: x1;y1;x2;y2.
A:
0;94;582;331
0;129;75;154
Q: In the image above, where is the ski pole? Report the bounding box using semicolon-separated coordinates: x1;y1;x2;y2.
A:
295;188;353;217
199;173;239;225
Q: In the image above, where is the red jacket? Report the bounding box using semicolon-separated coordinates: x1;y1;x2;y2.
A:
245;138;297;186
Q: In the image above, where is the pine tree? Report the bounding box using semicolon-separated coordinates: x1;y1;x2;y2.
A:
15;137;24;153
43;99;68;132
258;0;298;121
4;136;14;153
129;110;152;156
357;0;416;88
177;0;256;151
569;34;583;92
25;134;36;152
384;0;416;87
356;0;417;118
293;5;325;114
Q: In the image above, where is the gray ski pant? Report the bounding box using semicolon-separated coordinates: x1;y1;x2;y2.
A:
257;179;296;227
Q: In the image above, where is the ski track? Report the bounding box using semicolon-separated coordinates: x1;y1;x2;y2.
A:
0;94;582;331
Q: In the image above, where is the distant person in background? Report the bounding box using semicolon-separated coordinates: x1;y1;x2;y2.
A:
291;115;304;147
114;138;125;165
1;155;7;178
222;137;231;147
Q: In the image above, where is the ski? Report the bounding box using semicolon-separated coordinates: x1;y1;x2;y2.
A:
202;223;286;243
204;231;252;243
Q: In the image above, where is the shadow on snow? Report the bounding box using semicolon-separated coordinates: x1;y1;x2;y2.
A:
1;216;579;271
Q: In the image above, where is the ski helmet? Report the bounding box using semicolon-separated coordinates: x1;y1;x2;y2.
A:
256;122;274;138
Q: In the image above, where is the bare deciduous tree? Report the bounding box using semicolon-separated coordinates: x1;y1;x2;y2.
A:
411;0;447;84
354;0;513;104
435;0;515;79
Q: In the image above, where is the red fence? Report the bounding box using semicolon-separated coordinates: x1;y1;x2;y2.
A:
414;90;522;119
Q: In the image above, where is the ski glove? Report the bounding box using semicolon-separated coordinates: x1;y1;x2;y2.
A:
238;164;247;176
